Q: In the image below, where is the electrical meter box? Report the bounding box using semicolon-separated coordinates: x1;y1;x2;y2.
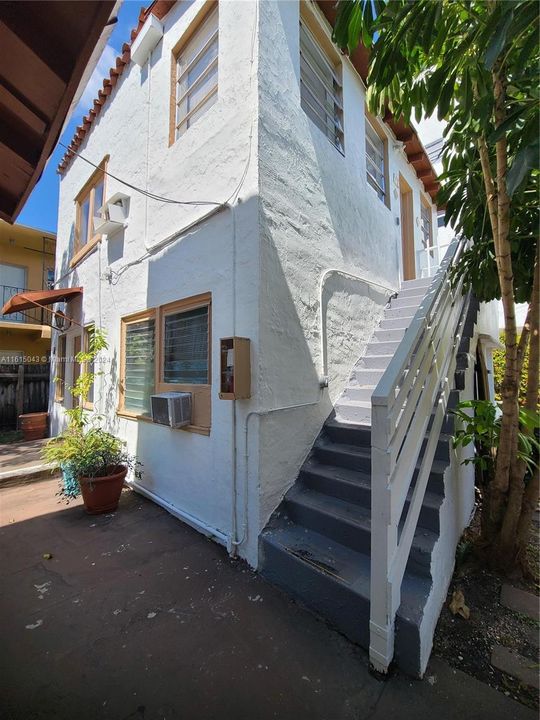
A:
219;337;251;399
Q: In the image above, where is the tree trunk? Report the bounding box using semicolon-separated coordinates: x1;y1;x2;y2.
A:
480;68;522;557
499;242;539;569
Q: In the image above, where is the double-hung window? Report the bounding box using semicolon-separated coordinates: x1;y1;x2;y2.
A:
300;19;344;153
119;294;212;433
173;5;218;140
365;118;387;203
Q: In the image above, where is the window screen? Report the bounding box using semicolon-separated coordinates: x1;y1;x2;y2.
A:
163;306;209;384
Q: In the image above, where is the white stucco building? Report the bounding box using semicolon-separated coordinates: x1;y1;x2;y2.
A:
45;0;498;676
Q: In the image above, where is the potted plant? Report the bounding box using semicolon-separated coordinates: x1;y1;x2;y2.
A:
44;328;141;514
44;427;141;513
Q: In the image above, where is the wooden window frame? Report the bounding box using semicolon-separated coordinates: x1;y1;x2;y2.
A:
299;5;344;154
118;294;212;436
71;156;109;268
55;334;66;402
156;293;212;434
118;308;157;420
365;112;390;207
169;1;218;146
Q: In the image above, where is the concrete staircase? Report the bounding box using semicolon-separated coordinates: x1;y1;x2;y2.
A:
259;276;455;675
335;277;432;426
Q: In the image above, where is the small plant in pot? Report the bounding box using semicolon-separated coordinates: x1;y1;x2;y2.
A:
44;427;141;513
44;328;141;514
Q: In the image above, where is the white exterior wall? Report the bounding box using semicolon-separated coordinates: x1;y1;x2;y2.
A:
51;0;439;568
51;0;261;554
255;0;438;541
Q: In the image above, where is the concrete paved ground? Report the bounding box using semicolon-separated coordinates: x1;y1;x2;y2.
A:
0;478;535;720
0;438;53;485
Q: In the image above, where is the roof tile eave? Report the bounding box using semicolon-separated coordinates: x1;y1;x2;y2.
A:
57;1;176;175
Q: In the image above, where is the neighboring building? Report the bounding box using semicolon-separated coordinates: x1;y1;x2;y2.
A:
41;0;498;677
0;221;56;363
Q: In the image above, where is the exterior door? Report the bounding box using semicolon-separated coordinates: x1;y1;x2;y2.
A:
399;176;415;281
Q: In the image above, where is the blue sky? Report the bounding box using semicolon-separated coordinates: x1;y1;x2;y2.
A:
17;1;146;234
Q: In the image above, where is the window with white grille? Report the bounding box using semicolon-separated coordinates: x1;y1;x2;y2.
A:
300;20;344;152
365;119;386;202
174;6;218;140
163;306;209;385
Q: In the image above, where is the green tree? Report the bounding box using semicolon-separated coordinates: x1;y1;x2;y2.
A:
333;0;539;573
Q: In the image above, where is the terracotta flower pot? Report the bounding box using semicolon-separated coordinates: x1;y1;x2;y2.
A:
79;465;127;515
19;412;48;440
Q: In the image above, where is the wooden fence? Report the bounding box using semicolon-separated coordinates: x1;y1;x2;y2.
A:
0;363;50;431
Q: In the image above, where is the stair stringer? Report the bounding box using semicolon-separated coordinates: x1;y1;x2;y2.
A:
396;297;481;676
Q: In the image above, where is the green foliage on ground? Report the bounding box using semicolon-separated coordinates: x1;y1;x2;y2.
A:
493;332;530;405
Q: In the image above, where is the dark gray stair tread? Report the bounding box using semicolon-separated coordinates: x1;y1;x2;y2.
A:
302;458;443;513
315;438;371;460
261;522;430;626
301;458;371;489
325;418;371;436
315;438;448;476
285;485;438;555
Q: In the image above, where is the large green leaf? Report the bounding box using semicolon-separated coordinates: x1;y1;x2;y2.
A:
507;140;540;195
484;8;514;69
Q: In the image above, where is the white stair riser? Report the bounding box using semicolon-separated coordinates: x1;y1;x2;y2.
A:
356;354;394;370
384;306;418;320
388;298;422;311
374;327;406;343
351;368;385;385
400;278;432;291
396;286;430;301
365;340;400;356
342;386;375;402
335;403;372;425
379;317;411;331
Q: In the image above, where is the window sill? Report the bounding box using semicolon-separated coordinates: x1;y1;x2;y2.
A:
116;410;210;436
70;236;101;268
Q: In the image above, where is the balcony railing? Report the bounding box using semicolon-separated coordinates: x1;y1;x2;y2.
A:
0;285;45;325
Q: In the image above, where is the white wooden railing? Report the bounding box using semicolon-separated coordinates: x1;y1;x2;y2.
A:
369;237;470;673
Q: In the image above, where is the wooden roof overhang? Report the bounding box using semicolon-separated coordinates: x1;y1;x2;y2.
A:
0;0;119;223
316;1;440;202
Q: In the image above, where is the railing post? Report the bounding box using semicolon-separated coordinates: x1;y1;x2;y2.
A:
369;400;397;673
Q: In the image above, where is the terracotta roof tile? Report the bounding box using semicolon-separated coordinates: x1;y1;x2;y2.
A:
58;1;176;174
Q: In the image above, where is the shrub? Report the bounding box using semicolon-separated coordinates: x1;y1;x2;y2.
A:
493;332;529;405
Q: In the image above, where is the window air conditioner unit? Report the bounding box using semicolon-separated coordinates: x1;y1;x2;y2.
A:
150;392;192;428
94;192;130;237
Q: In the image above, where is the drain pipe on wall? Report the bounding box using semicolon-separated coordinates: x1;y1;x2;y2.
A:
318;268;397;384
229;397;322;557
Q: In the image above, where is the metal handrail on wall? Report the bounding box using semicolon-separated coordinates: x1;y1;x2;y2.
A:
369;237;470;673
